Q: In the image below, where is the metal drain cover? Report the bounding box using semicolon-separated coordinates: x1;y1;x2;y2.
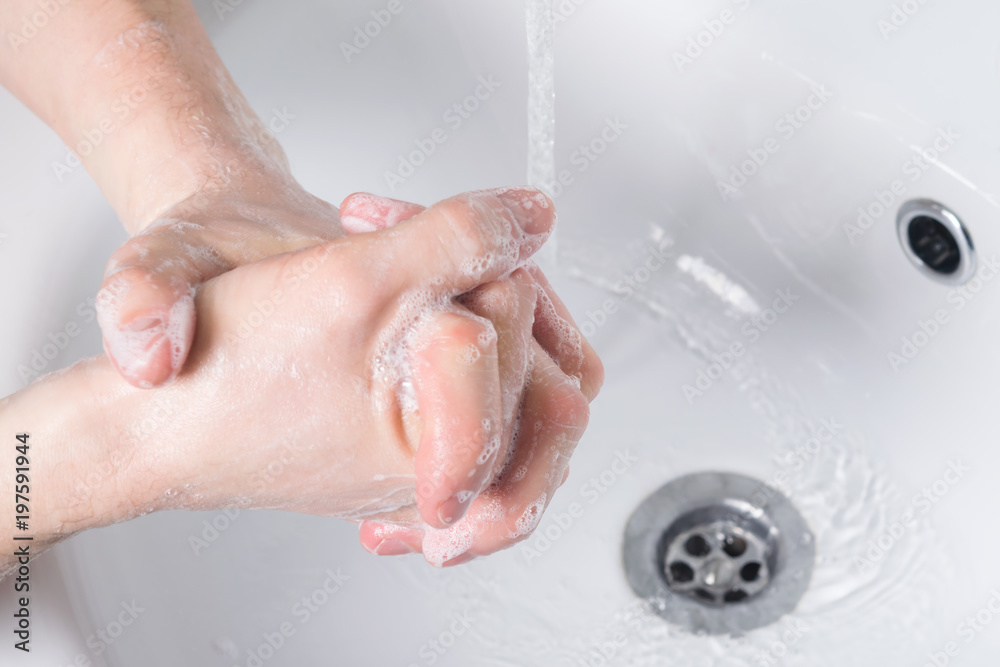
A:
623;471;814;634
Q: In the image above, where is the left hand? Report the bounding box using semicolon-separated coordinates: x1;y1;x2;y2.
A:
340;193;604;566
96;180;346;388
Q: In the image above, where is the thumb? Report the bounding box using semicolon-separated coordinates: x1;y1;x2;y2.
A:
97;260;197;389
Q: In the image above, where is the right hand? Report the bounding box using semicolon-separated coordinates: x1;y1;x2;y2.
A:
128;188;599;554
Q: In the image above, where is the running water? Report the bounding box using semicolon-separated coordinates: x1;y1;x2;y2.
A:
526;0;557;264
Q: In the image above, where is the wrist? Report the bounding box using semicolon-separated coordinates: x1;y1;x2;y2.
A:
101;131;294;233
59;9;293;232
0;358;174;570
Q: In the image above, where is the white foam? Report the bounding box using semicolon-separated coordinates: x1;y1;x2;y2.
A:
512;492;547;538
421;498;507;566
422;522;476;567
459;343;482;366
476;434;502;466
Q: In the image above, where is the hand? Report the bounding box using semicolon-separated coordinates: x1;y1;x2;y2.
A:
2;187;602;577
98;183;603;534
121;189;598;543
339;193;604;566
95;180;345;388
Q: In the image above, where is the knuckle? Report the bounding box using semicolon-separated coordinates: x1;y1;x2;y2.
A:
434;198;495;270
582;354;606;400
279;242;364;303
96;267;143;313
432;310;496;351
104;241;150;277
545;379;591;432
464;280;522;319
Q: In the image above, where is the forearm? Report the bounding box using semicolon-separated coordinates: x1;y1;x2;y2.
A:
0;0;290;232
0;358;165;577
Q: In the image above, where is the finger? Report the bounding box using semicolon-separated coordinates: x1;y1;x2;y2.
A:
358;520;423;556
96;244;203;389
359;271;538;558
358;463;574;560
456;268;537;454
375;187;555;298
339;194;602;403
98;209;338;389
340;193;426;234
409;309;503;529
343;196;541;529
97;225;243;388
419;342;590;566
409;273;536;530
454;270;537;487
523;262;605;402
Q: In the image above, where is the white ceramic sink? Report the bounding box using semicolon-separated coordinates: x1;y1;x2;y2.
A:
3;0;1000;664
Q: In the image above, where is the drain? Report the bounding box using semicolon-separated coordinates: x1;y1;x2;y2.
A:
623;472;814;634
897;199;977;285
662;518;771;605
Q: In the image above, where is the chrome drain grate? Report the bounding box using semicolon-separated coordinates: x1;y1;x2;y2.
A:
623;472;814;634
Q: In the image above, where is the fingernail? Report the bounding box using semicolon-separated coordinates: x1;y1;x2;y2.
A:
437;495;470;526
442;553;477;567
105;322;167;377
494;187;554;235
373;538;412;556
339;214;380;233
98;292;194;388
341;193;421;232
124;316;163;332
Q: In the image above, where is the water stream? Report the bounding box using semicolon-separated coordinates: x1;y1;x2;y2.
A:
526;0;557;264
